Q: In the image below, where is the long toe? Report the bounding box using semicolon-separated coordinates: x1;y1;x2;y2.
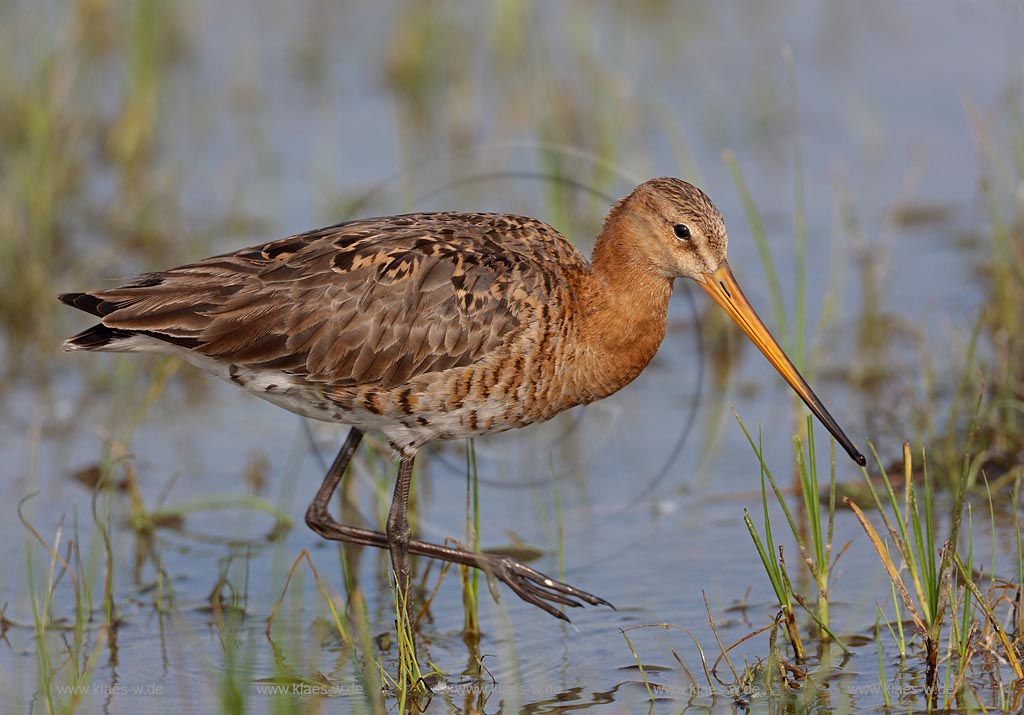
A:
485;555;614;620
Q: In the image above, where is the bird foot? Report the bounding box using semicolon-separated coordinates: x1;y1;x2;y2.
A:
476;553;614;621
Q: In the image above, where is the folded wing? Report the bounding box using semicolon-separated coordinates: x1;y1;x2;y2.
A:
60;212;582;389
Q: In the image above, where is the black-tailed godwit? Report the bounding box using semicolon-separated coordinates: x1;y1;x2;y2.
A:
60;177;865;620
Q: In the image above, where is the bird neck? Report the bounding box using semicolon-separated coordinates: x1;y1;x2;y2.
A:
575;221;673;398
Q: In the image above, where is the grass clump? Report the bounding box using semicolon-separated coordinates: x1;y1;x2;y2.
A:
845;440;1024;706
735;415;849;661
844;442;962;696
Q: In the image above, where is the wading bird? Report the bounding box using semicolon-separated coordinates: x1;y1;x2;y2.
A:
60;178;865;620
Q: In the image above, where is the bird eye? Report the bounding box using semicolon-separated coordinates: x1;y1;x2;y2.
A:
673;224;692;240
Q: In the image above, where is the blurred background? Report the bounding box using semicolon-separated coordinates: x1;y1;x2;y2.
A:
1;1;1022;713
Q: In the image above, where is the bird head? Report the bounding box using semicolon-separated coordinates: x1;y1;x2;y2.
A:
614;177;866;466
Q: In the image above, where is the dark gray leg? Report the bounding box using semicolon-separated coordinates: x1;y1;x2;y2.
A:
386;456;416;609
305;427;364;530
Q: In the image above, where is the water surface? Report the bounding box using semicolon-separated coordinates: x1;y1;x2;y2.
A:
2;1;1022;712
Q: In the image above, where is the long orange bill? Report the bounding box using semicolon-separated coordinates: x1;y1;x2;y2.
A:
698;261;866;466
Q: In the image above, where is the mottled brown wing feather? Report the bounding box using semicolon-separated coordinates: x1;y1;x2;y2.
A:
78;212;587;389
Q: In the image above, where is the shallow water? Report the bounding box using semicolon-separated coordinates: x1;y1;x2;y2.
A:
2;1;1023;713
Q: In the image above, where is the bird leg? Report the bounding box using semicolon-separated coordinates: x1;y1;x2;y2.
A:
305;427;364;533
386;456;415;615
305;429;613;621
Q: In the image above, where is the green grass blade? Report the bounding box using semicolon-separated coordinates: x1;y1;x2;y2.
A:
743;510;786;605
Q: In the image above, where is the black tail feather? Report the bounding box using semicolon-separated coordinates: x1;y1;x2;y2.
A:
59;290;198;351
64;324;135;350
58;292;106;317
